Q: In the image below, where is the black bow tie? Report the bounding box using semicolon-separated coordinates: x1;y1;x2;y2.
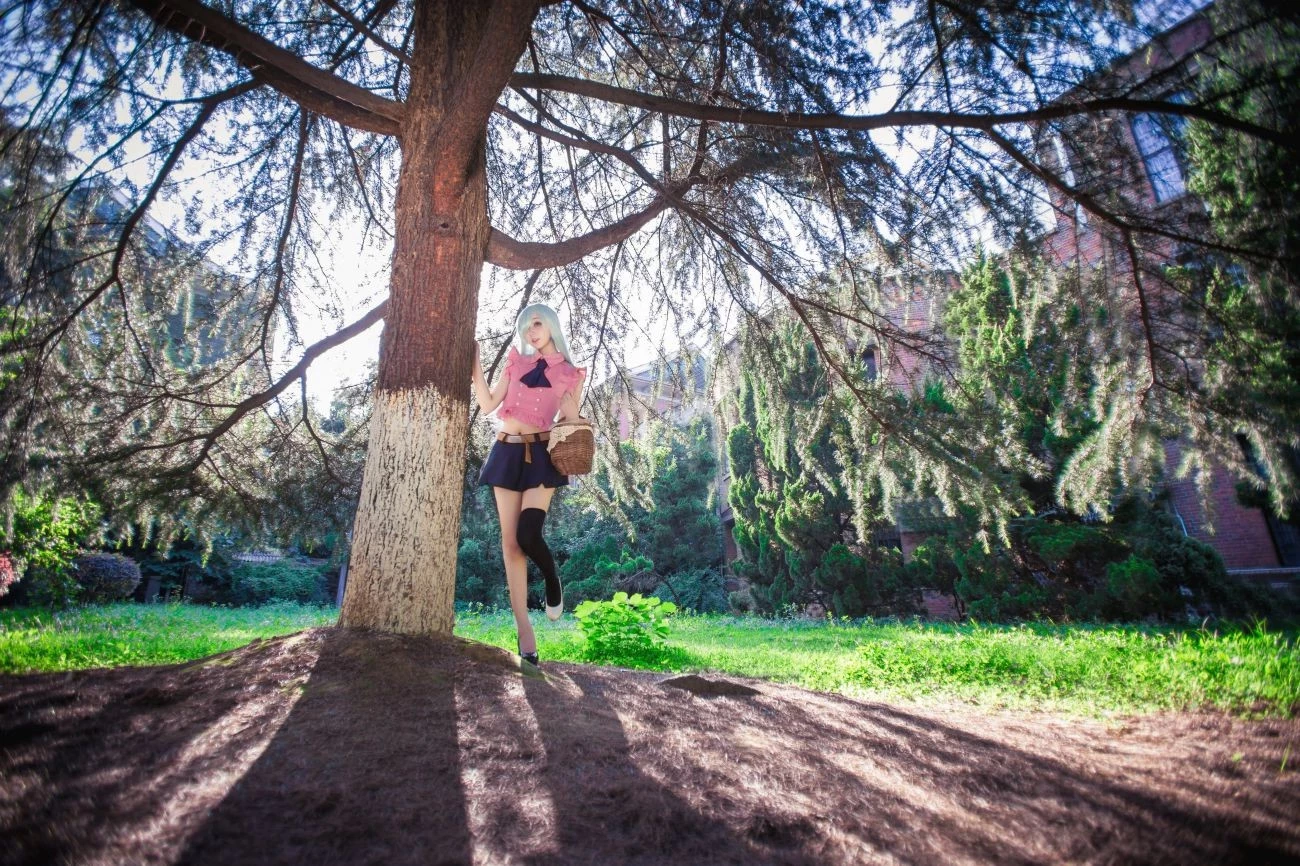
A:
520;358;552;388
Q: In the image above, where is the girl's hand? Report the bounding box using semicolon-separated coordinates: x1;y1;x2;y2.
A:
470;337;508;414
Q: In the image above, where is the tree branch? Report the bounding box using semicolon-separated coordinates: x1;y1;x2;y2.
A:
509;72;1290;146
486;196;670;269
491;95;782;269
31;87;240;359
92;299;389;472
980;127;1263;264
319;0;412;64
125;0;403;135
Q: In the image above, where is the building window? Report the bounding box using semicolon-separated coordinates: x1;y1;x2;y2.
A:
1050;133;1077;187
1130;111;1187;204
1049;133;1086;225
860;346;878;382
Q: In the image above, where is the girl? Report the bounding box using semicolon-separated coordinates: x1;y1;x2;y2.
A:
471;303;586;668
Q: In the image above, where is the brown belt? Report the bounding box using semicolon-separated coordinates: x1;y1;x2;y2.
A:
497;430;549;463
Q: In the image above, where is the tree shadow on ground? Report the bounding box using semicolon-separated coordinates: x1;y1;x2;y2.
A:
1;632;321;866
3;628;1299;865
570;665;1300;864
175;629;474;866
516;665;799;865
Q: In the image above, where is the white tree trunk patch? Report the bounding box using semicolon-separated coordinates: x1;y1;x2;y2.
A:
340;386;466;635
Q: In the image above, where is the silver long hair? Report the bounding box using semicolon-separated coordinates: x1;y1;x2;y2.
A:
515;303;574;363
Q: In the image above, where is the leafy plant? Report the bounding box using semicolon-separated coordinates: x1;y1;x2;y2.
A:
229;561;329;606
2;489;101;607
72;553;142;603
574;592;677;663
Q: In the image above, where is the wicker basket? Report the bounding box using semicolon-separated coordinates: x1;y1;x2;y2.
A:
548;419;596;475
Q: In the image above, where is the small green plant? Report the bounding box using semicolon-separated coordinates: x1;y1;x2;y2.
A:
574;592;677;663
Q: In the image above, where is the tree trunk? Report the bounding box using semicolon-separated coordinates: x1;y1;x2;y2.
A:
340;1;529;635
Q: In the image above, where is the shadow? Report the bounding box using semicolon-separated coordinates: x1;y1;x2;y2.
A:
175;628;473;866
507;664;1300;866
714;685;1300;865
1;634;318;866
518;665;812;866
4;634;1298;865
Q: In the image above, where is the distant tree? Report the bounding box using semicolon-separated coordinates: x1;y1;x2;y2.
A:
726;321;917;617
630;417;723;576
1179;0;1300;519
940;252;1097;510
2;1;1293;636
907;256;1278;621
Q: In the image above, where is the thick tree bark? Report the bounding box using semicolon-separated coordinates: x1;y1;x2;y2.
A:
340;0;537;635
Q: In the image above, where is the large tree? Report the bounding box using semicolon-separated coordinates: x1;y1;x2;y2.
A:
1;0;1294;635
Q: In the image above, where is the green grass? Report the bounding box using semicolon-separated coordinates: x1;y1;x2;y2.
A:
458;609;1300;717
0;602;338;672
4;603;1298;717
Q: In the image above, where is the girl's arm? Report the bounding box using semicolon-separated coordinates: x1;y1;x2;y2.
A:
471;344;509;414
557;370;585;421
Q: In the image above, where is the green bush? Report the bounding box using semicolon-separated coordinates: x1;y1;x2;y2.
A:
655;567;729;613
2;490;101;608
72;553;142;603
1102;554;1168;620
561;543;654;607
229;561;328;606
574;592;677;664
455;538;507;608
911;498;1289;623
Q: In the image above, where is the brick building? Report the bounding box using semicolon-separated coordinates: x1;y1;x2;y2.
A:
1036;9;1299;574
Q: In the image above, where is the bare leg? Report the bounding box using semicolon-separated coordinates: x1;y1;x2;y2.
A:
492;487;536;654
521;485;557;514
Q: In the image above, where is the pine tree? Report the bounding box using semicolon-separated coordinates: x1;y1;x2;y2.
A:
726;320;916;617
2;1;1293;635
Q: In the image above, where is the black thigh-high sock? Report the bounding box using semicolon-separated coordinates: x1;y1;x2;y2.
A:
517;508;561;607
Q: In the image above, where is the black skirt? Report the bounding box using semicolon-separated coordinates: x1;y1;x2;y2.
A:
478;439;569;491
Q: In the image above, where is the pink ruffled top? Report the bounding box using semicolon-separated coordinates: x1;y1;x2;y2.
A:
496;346;586;431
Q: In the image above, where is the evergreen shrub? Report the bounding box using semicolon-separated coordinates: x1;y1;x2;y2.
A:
558;535;623;605
655;566;729;613
456;538;507;608
914;499;1285;622
72;553;142;603
129;540;237;603
229;561;329;606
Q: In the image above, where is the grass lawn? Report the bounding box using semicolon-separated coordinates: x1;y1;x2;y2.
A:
3;602;1297;717
0;602;339;672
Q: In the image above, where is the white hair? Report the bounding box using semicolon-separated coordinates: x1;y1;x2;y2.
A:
515;303;573;363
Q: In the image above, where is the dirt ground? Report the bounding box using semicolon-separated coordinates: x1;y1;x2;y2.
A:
1;627;1297;866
